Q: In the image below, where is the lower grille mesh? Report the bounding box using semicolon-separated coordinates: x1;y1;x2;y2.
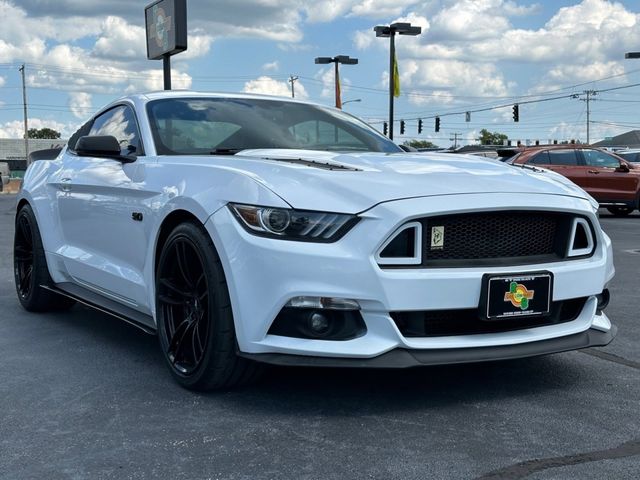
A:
391;297;587;337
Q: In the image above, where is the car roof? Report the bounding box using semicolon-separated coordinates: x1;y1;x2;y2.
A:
122;90;317;105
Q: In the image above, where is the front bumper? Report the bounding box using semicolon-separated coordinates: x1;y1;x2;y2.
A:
206;192;615;364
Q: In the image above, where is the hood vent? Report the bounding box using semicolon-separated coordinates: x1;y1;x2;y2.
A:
261;157;362;171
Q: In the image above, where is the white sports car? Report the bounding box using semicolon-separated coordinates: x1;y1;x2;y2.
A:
15;91;615;391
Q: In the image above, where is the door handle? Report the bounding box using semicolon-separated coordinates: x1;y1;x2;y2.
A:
60;178;72;191
587;170;599;174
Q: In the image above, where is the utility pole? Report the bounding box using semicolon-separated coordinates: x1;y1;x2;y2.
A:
19;64;29;166
288;75;299;98
450;132;462;148
578;90;596;144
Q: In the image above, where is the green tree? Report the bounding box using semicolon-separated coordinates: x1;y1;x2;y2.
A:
27;127;62;139
402;139;439;149
478;129;508;146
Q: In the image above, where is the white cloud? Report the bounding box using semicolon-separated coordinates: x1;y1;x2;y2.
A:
0;76;5;87
93;16;145;60
68;92;92;119
242;76;308;99
0;118;79;139
354;30;374;50
351;0;422;18
468;0;640;63
385;59;512;105
262;61;280;72
430;1;510;41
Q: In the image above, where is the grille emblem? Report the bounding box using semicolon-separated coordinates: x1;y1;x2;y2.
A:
431;226;444;250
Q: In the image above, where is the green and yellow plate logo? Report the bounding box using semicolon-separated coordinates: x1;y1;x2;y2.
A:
504;282;534;310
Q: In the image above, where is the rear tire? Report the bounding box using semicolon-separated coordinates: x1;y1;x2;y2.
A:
606;206;633;216
14;204;76;312
156;222;262;391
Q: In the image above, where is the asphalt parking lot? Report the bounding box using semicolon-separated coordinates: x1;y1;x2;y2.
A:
0;193;638;480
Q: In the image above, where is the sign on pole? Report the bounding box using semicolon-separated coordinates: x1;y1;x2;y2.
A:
145;0;187;89
145;0;187;60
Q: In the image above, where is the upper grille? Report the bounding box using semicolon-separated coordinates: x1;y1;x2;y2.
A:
418;211;578;267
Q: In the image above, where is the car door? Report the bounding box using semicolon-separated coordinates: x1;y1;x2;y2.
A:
580;149;639;203
527;149;589;188
57;104;157;314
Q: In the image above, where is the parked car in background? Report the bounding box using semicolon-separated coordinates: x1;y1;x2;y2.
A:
0;162;10;191
509;145;640;216
616;149;640;164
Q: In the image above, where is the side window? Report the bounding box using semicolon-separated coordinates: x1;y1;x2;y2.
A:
68;119;93;152
529;151;550;165
547;150;578;166
89;105;143;156
582;150;620;168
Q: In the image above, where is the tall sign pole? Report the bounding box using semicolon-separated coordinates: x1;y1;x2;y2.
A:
145;0;188;90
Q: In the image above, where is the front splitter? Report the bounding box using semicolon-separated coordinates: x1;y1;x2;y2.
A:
238;326;617;368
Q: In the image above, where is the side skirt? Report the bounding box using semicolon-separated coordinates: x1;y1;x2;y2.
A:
41;283;157;335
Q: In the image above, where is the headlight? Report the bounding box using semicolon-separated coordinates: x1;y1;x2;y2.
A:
229;204;359;242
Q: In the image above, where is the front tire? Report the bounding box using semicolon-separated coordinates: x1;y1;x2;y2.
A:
606;206;633;216
156;222;261;391
14;204;75;312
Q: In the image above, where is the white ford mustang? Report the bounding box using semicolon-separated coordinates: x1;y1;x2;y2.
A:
15;91;615;391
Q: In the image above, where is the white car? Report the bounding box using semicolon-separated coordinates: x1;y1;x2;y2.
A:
15;91;616;391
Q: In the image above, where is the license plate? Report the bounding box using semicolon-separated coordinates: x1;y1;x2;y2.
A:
480;272;553;320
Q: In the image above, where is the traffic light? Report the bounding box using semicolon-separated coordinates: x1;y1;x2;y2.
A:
383;122;388;136
435;116;440;132
400;120;405;135
418;119;423;134
512;104;519;122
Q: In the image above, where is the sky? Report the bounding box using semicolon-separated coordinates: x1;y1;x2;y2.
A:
1;0;640;147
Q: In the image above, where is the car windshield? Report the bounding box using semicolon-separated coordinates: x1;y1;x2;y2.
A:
146;97;401;155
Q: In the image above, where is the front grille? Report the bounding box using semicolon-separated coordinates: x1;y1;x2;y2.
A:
419;211;579;267
391;297;587;337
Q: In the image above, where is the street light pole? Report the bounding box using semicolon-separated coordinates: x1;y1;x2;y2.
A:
314;55;358;109
388;32;395;140
374;22;422;140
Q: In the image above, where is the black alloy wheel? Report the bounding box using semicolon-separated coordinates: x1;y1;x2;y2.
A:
14;204;75;312
156;222;261;391
14;212;35;300
157;235;210;376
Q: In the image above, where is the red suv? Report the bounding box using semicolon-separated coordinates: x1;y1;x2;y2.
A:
510;146;640;216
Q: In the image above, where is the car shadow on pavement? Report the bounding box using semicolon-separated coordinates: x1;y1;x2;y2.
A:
7;297;593;410
215;354;590;415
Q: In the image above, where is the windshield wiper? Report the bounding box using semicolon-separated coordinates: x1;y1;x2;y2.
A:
209;148;242;155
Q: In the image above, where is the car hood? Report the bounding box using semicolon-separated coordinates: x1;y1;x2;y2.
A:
207;149;592;213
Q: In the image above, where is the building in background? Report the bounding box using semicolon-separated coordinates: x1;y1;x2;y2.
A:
592;130;640;149
0;138;67;176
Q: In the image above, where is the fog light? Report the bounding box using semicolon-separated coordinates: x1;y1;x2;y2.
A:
268;307;367;341
308;312;330;335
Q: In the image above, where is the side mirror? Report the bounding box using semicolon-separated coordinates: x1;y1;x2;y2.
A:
75;135;135;162
615;162;630;173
